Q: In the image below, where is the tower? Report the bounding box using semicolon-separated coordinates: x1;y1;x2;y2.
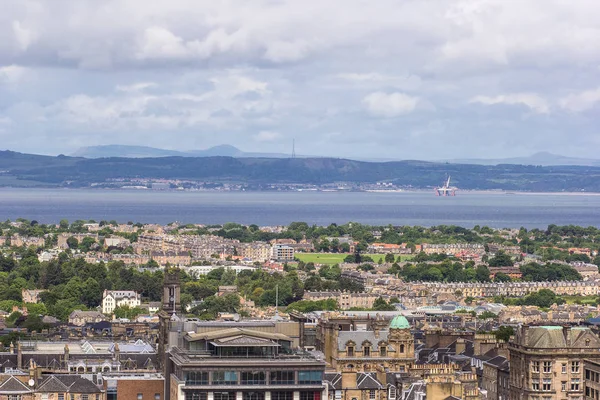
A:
158;268;181;398
292;138;296;159
162;268;181;315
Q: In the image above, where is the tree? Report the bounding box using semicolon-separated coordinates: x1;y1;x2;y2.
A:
113;305;144;320
81;278;102;308
372;297;395;311
475;265;491;282
465;296;474;305
494;272;512;283
384;253;395;263
494;326;515;342
66;236;79;249
478;311;498;320
59;219;69;230
488;251;514;267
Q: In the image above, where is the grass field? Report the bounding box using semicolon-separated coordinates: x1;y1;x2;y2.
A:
561;295;598;305
295;253;413;265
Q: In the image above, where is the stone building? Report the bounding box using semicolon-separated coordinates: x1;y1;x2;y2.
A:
584;359;600;400
321;314;414;373
509;325;600;400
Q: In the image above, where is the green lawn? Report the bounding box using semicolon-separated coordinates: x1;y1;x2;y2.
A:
295;253;413;265
561;295;598;305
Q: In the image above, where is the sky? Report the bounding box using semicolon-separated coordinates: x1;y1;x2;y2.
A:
1;0;600;160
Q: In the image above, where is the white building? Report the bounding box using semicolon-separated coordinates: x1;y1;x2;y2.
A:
271;244;295;261
185;264;257;277
102;289;142;314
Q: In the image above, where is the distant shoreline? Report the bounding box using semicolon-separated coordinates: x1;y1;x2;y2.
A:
2;186;600;195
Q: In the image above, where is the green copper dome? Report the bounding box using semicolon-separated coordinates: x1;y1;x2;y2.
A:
390;315;410;329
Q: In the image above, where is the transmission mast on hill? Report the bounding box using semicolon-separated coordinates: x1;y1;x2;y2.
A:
292;139;296;159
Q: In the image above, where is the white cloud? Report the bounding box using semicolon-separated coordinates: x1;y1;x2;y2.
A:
470;93;550;114
116;82;157;92
253;131;281;142
559;88;600;112
0;65;27;84
12;20;36;51
337;73;422;90
363;92;419;117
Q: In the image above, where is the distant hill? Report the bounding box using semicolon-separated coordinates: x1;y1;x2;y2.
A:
72;144;292;159
4;149;600;191
445;152;600;167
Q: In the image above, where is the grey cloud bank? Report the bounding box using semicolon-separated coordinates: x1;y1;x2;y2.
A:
0;0;599;160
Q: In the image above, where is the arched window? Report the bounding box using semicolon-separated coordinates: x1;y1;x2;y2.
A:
400;344;405;353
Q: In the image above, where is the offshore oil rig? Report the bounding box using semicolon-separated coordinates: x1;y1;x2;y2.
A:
435;175;457;196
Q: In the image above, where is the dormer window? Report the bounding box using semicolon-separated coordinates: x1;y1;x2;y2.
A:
380;346;387;357
347;346;355;357
364;346;371;357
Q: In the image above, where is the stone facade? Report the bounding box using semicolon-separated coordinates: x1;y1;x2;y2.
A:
508;325;600;400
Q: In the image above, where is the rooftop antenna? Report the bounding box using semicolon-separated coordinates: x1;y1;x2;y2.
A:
292;139;296;159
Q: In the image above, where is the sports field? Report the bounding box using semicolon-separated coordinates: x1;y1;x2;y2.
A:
295;253;413;265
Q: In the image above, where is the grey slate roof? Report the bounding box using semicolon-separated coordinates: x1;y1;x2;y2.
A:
357;373;384;389
38;375;101;393
0;376;33;393
337;331;390;351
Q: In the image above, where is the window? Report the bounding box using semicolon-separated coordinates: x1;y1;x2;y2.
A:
380;346;387;357
532;379;540;391
562;381;567;391
369;390;376;400
400;344;405;353
155;394;161;400
298;371;323;384
562;364;567;374
571;378;580;391
347;346;354;357
271;371;295;385
241;371;266;385
572;361;580;373
532;361;540;373
364;346;371;357
542;379;551;391
543;362;552;373
243;393;265;400
186;371;209;385
8;396;22;400
59;395;65;400
587;369;591;380
388;386;397;400
300;392;321;400
213;393;236;400
213;371;238;385
185;393;207;400
138;395;143;400
272;392;293;400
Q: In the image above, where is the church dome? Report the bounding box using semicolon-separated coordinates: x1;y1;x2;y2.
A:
390;315;410;329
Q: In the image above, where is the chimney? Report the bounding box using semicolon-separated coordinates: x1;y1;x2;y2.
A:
455;338;466;355
341;366;357;389
64;344;70;362
563;326;571;347
17;342;22;370
114;342;120;362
